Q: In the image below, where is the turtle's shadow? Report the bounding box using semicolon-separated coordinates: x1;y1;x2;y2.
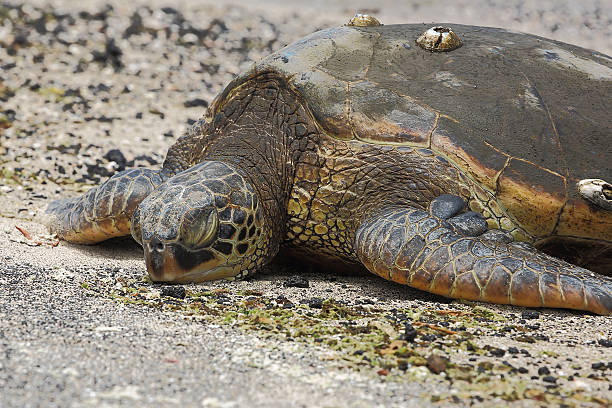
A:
260;257;452;305
63;236;143;261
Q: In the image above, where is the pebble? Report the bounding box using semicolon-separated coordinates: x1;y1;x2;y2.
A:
420;334;437;342
103;149;127;171
591;362;606;370
160;286;186;299
284;276;309;288
426;354;447;374
307;298;323;309
598;339;612;347
521;310;540;319
401;322;417;342
538;366;551;376
92;38;123;70
184;98;209;108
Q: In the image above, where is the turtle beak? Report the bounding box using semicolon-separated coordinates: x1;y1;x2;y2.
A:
143;237;230;283
144;237;182;282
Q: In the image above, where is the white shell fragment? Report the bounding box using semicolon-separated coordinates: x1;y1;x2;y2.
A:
578;179;612;211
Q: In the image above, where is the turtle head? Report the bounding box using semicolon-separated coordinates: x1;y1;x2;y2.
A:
131;161;267;283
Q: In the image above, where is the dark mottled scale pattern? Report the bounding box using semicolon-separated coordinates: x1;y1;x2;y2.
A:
233;209;246;225
238;228;247;241
219;208;232;221
230;191;247;207
219;224;237;240
237;243;249;255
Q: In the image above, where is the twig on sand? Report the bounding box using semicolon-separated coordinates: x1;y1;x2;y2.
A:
15;225;32;240
14;225;60;247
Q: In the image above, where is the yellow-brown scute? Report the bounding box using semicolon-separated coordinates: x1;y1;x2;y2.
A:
431;130;506;192
554;194;612;242
497;160;566;238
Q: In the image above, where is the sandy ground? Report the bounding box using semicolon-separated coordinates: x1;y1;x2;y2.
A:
1;1;611;407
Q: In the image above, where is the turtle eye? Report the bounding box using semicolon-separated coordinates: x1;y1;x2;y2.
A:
180;207;219;249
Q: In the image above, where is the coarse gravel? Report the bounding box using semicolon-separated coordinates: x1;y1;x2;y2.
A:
1;1;611;407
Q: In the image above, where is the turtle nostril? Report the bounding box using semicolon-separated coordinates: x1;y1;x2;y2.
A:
150;237;165;252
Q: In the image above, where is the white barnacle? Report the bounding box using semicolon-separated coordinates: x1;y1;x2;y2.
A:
578;179;612;211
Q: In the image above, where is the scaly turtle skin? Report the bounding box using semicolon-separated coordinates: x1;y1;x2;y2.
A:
45;23;612;315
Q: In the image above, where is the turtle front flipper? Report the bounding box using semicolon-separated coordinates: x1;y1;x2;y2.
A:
44;168;165;244
354;196;612;315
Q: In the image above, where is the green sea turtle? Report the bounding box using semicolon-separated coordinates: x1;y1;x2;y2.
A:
45;20;612;315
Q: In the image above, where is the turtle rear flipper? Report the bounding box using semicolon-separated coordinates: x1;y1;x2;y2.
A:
44;168;165;244
355;203;612;315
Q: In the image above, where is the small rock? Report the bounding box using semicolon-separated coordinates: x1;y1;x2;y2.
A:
426;354;447;374
591;362;606;370
421;334;438;342
2;109;16;121
308;298;323;309
507;347;519;354
542;375;556;383
160;286;186;299
515;335;536;343
538;366;551;376
401;322;417;342
397;360;409;371
489;348;505;357
284;276;309;288
133;155;158;165
161;6;179;14
521;310;540;319
518;367;528;374
92;38;123;70
184;98;209;108
598;339;612;347
103;149;127;171
85;163;113;179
